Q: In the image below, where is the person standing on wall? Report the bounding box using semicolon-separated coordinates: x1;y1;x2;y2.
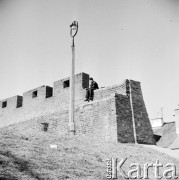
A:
84;77;99;101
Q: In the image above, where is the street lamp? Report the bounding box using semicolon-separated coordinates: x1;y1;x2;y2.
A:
69;21;78;135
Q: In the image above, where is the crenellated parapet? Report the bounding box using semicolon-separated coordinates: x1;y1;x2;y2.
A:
0;73;89;114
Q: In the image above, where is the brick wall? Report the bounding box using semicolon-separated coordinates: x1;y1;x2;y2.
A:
40;95;117;142
93;80;127;101
53;72;89;105
4;95;118;143
0;72;155;145
115;94;135;143
130;80;156;145
0;72;89;128
3;90;155;145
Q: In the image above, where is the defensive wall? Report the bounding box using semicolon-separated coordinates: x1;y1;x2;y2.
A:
0;72;156;144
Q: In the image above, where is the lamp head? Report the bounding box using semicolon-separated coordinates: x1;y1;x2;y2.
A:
70;21;78;37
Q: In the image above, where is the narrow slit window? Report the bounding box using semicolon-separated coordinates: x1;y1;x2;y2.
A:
46;87;53;98
2;101;7;108
16;97;23;108
32;90;38;98
63;80;70;88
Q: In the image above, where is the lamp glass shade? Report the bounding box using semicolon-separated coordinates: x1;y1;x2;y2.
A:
70;21;78;37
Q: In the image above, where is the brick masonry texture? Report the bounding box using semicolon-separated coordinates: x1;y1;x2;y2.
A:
0;72;156;144
130;80;156;144
115;94;135;143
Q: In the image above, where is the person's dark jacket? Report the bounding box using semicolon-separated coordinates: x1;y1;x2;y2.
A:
90;81;99;90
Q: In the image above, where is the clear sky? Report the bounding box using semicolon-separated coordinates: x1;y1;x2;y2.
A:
0;0;179;120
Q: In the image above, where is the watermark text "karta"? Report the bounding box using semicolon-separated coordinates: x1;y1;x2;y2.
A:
106;158;178;179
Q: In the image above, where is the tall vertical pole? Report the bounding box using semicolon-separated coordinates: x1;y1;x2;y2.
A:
161;107;164;125
69;37;75;135
69;21;78;136
129;80;137;144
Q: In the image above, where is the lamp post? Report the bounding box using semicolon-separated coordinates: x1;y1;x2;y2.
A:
69;21;78;136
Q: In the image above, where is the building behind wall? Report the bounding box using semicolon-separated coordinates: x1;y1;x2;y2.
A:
0;72;156;145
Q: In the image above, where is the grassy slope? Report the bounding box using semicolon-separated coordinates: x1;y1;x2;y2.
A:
0;125;179;180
